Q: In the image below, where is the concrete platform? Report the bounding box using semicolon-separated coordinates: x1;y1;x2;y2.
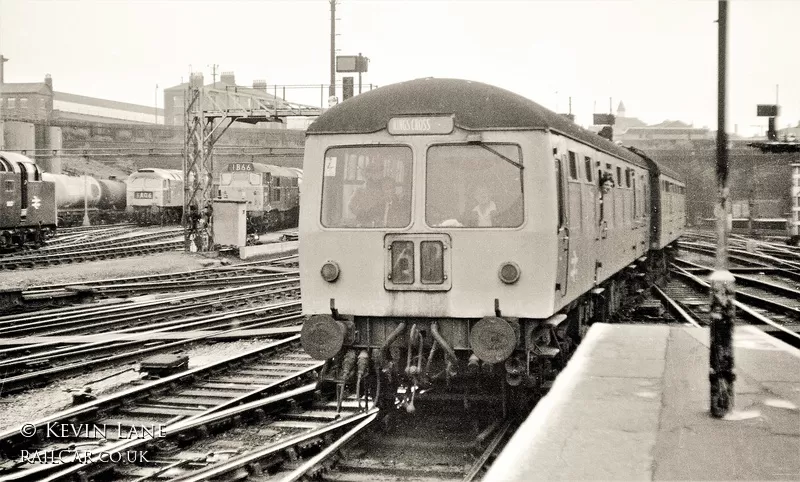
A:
486;323;800;481
239;241;298;260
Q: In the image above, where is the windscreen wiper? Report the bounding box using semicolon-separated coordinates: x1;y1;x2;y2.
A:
475;142;524;170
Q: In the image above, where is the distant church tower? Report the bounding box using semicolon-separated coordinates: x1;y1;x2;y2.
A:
617;101;627;118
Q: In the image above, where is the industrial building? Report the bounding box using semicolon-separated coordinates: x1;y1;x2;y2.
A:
1;75;164;125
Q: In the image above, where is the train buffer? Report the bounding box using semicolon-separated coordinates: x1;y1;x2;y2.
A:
486;323;800;481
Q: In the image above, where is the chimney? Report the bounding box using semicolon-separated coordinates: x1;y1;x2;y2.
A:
44;74;53;91
220;71;235;85
252;79;267;91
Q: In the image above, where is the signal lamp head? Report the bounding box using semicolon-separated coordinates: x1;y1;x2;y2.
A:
498;262;521;284
320;261;340;282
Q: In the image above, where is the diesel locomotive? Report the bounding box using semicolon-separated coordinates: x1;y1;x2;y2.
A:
0;152;57;250
215;162;301;233
299;78;686;412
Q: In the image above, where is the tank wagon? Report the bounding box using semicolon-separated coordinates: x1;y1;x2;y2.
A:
0;152;57;249
215;162;301;233
126;168;184;224
298;78;686;412
41;173;127;226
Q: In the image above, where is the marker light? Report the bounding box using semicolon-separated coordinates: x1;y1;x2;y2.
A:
320;261;340;282
498;262;521;284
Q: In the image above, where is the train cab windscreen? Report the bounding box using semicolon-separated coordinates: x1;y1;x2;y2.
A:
425;143;523;228
321;146;412;228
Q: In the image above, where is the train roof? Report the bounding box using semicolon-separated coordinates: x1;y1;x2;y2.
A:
623;146;684;183
308;78;685;181
0;152;36;163
251;164;300;178
132;168;183;180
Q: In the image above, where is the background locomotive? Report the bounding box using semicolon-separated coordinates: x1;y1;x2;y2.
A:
0;152;57;250
299;78;686;412
126;168;184;225
215;162;301;233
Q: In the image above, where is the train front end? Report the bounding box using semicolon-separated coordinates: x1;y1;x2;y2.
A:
126;169;183;224
299;79;566;409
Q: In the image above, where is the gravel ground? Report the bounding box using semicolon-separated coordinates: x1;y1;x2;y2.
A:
0;338;275;433
0;251;225;290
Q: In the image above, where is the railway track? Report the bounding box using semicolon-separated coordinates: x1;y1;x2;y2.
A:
0;336;325;481
0;279;300;338
0;255;299;313
34;228;182;255
0;304;303;394
262;389;512;482
0;239;184;271
656;265;800;348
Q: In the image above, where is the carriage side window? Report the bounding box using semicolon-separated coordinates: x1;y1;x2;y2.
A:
616;166;622;187
4;180;13;192
425;143;523;228
568;151;578;180
585;157;593;182
625;169;631;188
321;145;412;228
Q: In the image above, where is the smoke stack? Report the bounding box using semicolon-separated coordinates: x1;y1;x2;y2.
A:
252;79;267;92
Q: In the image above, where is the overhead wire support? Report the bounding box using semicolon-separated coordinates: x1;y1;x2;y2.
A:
183;77;323;253
709;0;735;419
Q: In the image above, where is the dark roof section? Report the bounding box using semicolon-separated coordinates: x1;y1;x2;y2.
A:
624;146;684;182
308;78;683;180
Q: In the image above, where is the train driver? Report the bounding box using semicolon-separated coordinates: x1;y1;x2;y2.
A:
466;185;498;227
349;161;406;227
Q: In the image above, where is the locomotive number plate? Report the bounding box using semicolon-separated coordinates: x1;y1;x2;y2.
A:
134;191;154;199
228;162;254;172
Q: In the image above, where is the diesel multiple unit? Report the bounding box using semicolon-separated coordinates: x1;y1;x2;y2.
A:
299;78;686;411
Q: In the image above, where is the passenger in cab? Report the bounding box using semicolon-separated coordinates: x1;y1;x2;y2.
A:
349;161;407;227
466;185;498;227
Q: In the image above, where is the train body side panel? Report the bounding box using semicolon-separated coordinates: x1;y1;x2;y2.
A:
551;134;652;311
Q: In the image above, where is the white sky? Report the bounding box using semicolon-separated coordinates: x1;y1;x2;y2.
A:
1;0;797;137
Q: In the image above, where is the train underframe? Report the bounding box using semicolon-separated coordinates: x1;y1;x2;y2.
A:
0;224;56;251
130;206;183;226
305;243;677;417
246;207;300;235
56;208;129;228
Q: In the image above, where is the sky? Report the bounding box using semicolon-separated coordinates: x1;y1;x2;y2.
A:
1;0;798;137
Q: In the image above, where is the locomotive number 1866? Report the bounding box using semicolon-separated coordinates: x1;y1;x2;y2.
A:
229;163;254;172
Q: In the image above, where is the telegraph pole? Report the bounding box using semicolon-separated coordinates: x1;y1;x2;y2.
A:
154;84;158;125
210;64;218;86
329;0;336;98
710;0;735;418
